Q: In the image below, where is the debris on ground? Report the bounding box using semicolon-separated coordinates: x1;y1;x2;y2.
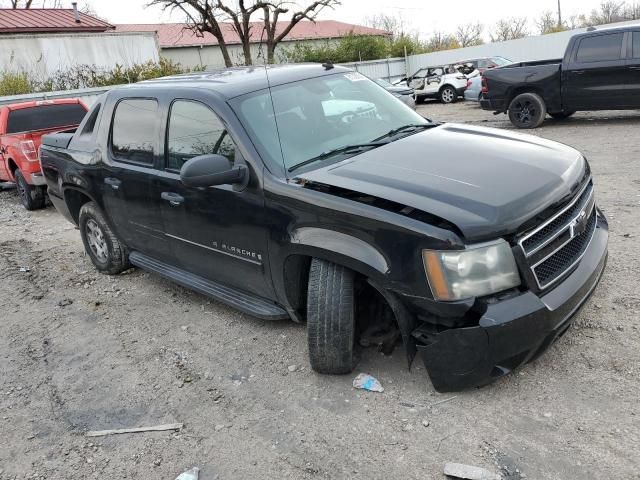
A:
85;423;183;437
352;373;384;392
175;467;200;480
19;266;30;272
443;462;501;480
57;298;73;307
287;365;298;372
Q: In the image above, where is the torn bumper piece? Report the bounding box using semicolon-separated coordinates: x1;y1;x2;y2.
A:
415;218;608;392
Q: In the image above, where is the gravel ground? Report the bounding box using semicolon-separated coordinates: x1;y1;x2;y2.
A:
1;101;639;480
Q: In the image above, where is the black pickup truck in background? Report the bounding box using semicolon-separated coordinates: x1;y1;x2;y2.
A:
481;25;640;128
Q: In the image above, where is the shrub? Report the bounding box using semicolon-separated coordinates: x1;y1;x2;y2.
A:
0;72;34;96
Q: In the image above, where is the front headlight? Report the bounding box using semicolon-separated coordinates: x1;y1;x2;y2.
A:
423;240;521;301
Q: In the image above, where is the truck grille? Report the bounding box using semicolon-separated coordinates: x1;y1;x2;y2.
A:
518;180;597;290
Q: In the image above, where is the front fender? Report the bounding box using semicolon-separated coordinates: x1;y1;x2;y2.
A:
290;227;389;274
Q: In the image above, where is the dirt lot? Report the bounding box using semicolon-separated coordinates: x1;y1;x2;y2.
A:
1;101;639;480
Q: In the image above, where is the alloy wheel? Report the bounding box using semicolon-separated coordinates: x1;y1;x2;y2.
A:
86;219;109;263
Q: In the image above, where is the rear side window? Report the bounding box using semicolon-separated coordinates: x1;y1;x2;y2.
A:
6;103;87;134
576;33;624;63
111;98;158;165
166;100;235;171
633;32;640;58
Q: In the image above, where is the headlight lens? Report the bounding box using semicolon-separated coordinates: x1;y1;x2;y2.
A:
423;240;521;301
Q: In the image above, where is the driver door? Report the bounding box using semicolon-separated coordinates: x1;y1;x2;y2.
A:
154;97;274;299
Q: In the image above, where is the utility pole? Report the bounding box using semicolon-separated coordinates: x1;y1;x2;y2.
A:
557;0;563;27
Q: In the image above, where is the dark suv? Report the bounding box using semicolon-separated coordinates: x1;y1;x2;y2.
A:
39;65;608;392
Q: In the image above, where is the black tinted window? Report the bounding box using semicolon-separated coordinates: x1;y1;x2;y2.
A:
111;99;158;165
576;33;624;63
6;103;86;134
633;32;640;58
167;100;235;170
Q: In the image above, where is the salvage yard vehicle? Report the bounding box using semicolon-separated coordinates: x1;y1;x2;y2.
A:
39;65;608;392
372;78;416;109
481;25;640;128
456;56;512;73
0;99;87;210
396;64;469;104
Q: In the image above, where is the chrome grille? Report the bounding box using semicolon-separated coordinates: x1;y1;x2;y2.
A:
518;180;598;290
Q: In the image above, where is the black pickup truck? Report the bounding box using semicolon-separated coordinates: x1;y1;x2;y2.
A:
39;65;608;391
481;25;640;128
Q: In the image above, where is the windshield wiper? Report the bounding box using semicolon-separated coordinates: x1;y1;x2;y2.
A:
372;122;441;142
288;142;387;172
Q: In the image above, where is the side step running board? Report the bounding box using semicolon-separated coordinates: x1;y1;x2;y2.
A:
129;251;289;321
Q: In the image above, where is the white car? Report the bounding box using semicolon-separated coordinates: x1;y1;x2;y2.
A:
397;64;471;104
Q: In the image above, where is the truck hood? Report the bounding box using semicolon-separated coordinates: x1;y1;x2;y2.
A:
295;123;586;241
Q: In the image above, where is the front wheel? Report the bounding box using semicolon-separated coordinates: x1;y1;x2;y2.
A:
508;92;547;129
79;202;130;275
549;111;576;120
307;258;356;374
15;170;45;211
440;86;457;104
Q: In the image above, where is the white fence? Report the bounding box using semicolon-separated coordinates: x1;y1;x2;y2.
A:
339;57;407;82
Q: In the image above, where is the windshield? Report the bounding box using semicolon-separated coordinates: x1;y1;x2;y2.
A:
230;71;428;172
493;56;512;66
7;103;87;134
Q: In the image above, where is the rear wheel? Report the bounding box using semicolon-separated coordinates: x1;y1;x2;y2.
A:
440;86;457;104
79;201;130;274
15;169;45;211
508;92;547;129
307;258;356;374
549;111;576;120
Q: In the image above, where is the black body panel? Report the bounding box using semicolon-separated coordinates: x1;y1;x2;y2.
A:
39;64;609;392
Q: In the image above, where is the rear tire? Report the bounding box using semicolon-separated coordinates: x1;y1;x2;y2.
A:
79;201;130;275
508;92;547;129
15;169;45;211
307;258;356;374
440;85;457;104
549;111;576;120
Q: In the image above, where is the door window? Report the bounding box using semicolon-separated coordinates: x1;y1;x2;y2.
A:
576;33;624;63
111;99;158;165
166;100;235;171
633;32;640;58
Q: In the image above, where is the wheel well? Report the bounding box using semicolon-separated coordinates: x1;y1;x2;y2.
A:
64;189;92;224
439;84;454;93
7;158;18;177
506;87;545;109
283;255;400;350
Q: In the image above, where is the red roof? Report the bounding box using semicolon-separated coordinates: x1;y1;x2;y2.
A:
116;20;389;48
0;8;114;34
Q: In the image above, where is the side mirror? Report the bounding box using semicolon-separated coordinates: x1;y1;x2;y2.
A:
180;154;247;188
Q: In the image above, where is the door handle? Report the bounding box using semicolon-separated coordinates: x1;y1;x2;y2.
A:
572;70;585;75
104;177;122;190
161;191;184;206
629;66;640;71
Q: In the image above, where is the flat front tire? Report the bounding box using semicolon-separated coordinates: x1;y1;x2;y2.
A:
508;92;547;129
307;258;356;374
15;169;45;211
79;201;130;274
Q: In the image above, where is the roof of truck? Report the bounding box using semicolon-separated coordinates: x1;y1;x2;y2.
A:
123;64;353;99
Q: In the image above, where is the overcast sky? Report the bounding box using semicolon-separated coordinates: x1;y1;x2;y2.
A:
91;0;610;39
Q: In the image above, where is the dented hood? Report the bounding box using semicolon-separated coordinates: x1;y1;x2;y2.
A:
296;123;586;241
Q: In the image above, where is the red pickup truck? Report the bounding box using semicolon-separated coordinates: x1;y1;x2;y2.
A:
0;99;88;210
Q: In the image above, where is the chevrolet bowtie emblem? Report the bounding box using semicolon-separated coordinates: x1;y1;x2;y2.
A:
569;209;588;238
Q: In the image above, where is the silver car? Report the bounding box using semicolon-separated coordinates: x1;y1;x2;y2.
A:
464;75;483;102
374;78;416;109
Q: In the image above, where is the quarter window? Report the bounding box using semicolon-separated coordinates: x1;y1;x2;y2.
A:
576;33;624;63
111;99;158;164
167;100;235;171
633;32;640;58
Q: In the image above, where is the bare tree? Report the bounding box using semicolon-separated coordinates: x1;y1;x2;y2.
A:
3;0;35;7
260;1;340;64
455;23;483;47
490;17;528;42
623;0;640;19
425;31;459;52
364;12;406;37
150;1;339;67
2;0;89;8
589;1;625;25
537;10;567;34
